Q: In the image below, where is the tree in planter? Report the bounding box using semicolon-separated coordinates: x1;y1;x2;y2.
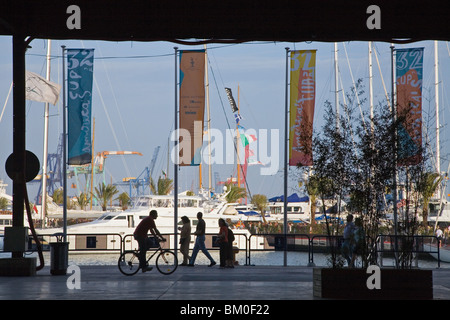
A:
351;101;398;268
94;182;119;211
311;100;356;268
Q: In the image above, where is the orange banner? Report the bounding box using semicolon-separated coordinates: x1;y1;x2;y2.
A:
289;50;316;166
179;50;206;166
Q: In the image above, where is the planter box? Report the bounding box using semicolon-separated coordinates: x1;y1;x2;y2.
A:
0;257;36;276
313;268;433;299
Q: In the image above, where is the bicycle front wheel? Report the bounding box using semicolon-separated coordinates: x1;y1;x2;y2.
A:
156;250;178;275
118;251;140;276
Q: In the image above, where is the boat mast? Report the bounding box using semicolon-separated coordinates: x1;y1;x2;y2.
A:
41;39;52;226
237;85;241;189
435;41;441;199
204;44;212;194
369;41;374;128
334;42;339;129
90;117;95;210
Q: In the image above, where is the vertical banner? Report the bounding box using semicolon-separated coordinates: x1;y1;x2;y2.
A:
67;48;94;165
179;50;206;166
289;50;316;166
396;47;424;166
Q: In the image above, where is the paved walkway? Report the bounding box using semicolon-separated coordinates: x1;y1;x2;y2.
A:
0;264;449;301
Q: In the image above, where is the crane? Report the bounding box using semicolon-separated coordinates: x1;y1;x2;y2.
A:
116;146;160;201
95;151;143;172
69;150;142;197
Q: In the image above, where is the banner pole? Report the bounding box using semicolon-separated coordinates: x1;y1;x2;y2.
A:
391;43;398;268
61;45;67;242
174;47;178;255
284;47;290;267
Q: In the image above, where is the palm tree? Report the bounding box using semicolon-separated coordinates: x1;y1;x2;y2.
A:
52;188;64;205
116;192;131;210
0;197;9;210
150;176;174;195
305;175;320;226
225;183;247;203
75;192;90;211
416;172;442;227
94;182;119;211
251;194;268;223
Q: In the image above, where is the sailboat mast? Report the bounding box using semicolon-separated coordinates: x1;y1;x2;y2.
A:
435;41;441;198
237;84;241;189
369;41;374;127
41;39;52;226
90;117;95;210
334;42;339;128
204;44;212;193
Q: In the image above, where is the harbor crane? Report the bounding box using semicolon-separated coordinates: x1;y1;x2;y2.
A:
117;146;160;203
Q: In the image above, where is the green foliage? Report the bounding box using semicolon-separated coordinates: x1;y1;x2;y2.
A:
0;197;9;210
225;183;247;203
116;192;131;210
94;182;119;211
52;188;64;205
75;192;91;211
150;177;174;195
251;194;268;223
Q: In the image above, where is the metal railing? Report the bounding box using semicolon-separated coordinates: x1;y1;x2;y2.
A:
1;231;443;268
375;234;441;268
23;233;124;253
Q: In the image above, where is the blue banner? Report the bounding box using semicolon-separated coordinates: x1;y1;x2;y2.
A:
67;49;94;165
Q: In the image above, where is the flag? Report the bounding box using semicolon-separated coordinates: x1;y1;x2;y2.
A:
396;47;424;166
237;125;248;146
25;70;61;105
225;87;238;112
234;113;242;124
289;50;316;167
179;50;206;166
67;48;95;165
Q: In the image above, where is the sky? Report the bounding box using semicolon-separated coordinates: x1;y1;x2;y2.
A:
1;38;450;204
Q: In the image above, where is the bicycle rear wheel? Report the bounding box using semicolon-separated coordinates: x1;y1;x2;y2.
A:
156;250;178;275
118;251;140;276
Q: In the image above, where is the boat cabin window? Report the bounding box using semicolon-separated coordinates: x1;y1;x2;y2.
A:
114;216;126;220
270;206;282;214
0;219;12;226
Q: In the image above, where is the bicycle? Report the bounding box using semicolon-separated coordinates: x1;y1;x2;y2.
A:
118;237;178;275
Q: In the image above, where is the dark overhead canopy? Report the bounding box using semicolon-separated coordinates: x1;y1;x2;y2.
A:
1;0;450;44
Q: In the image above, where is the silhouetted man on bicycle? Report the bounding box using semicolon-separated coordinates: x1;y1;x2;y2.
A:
134;210;166;272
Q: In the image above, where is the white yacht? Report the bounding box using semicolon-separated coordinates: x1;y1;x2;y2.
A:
267;193;311;222
37;191;263;252
428;198;450;223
